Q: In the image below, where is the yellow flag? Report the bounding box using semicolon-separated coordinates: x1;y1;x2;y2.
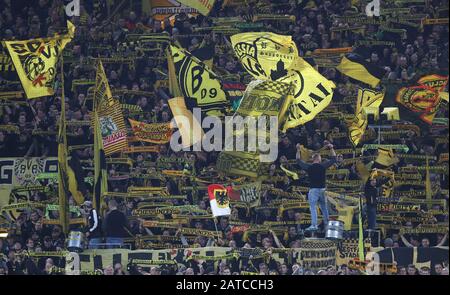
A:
375;148;399;167
347;87;384;147
177;0;216;15
3;21;75;99
230;32;298;81
282;57;336;131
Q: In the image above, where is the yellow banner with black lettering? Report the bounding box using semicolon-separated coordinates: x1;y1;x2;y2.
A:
3;21;75;99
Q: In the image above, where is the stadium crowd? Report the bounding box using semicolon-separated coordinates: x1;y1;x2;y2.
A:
0;0;448;275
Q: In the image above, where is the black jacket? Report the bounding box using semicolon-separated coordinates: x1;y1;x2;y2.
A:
103;209;129;238
87;209;102;238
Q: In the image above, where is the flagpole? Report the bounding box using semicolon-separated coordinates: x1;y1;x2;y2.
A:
213;218;221;242
58;55;69;234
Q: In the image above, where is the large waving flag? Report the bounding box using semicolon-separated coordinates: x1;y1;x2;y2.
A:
230;32;335;131
336;53;387;88
3;21;75;98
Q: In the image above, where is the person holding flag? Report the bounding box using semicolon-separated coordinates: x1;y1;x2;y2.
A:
296;141;336;232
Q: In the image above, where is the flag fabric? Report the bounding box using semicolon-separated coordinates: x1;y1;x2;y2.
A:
207;184;231;217
128;118;173;144
375;148;399;167
191;41;215;69
93;111;108;211
336;53;386;88
94;61;128;155
168;96;205;148
176;0;216;15
417;74;448;92
226;181;262;207
281;56;336;131
170;44;229;115
3;21;75;98
230;32;298;81
395;85;442;125
347;87;385;147
57;68;69;233
230;32;335;130
166;46;182;98
67;151;86;205
216;80;293;178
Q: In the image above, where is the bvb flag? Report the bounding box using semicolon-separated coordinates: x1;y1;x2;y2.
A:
94;61;128;155
208;184;231;217
336;53;386;88
170;44;229;115
3;21;75;99
177;0;216;16
347;87;384;147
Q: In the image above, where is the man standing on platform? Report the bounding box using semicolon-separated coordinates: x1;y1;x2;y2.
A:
296;142;336;231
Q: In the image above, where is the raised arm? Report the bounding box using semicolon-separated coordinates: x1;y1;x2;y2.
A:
321;144;337;169
296;144;311;170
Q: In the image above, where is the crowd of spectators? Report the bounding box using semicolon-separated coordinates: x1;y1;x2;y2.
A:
0;0;448;275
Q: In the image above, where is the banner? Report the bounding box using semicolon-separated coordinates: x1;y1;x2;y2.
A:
177;0;215;15
3;21;75;98
128;118;172;144
142;0;198;21
0;157;58;210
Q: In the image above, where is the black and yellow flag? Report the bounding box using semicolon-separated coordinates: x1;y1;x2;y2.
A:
230;32;298;81
3;21;75;99
336;53;386;88
374;148;399;167
230;33;334;130
217;80;293;178
93;111;108;211
347;87;384;147
170;44;229;115
67;151;86;205
94;61;128;155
